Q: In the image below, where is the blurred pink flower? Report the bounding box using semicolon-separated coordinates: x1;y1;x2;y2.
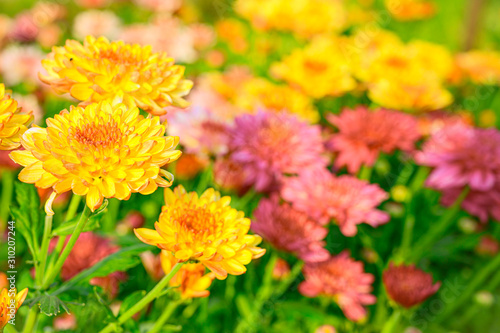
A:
13;94;43;124
383;262;441;308
213;157;248;193
9;13;38;42
0;15;12;47
229;110;327;192
73;10;122;40
53;232;126;297
416;124;500;191
121;17;197;63
133;0;183;12
252;196;330;262
442;185;500;223
326;106;420;173
476;236;500;256
0;45;44;86
190;23;216;50
166;106;230;158
54;313;77;331
299;252;376;321
140;251;164;281
282;169;389;236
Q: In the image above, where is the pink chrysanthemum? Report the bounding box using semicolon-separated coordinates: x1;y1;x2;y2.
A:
442;185;500;223
252;196;329;262
53;232;126;297
282;169;389;236
326;106;420;173
383;262;441;308
299;252;376;321
416;123;500;191
229;110;327;192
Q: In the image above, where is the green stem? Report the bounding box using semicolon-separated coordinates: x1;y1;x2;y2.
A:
358;165;373;181
42;205;92;289
22;307;39;333
380;309;402;333
99;263;184;333
0;170;14;233
409;187;469;261
36;215;53;286
408;166;430;193
66;194;82;221
399;214;415;258
147;300;183;333
103;199;120;232
436;252;500;323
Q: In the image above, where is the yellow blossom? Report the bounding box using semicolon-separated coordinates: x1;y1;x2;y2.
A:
135;186;266;280
39;36;193;116
10;101;181;214
160;250;215;298
0;288;28;330
0;84;33;150
271;36;356;99
385;0;435;21
455;51;500;85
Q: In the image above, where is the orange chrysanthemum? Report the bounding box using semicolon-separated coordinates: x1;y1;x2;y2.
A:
0;288;28;330
160;250;216;298
10;101;181;214
39;36;193;115
135;186;266;280
0;84;33;150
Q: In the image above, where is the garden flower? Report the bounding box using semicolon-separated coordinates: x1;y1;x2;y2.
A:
299;252;376;321
229;110;327;192
235;78;320;123
326;106;420;173
39;36;193;115
416;123;500;192
0;288;28;330
272;258;291;280
0;84;34;150
73;10;122;41
212;157;248;193
252;196;330;262
271;36;356;99
10;101;181;214
54;232;126;297
385;0;435;21
442;185;500;223
0;45;44;86
454;51;500;85
160;251;216;298
383;262;441;308
134;186;266;280
282;169;389;236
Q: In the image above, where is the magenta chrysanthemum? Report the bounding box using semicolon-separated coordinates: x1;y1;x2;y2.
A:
442;186;500;223
229;110;327;192
252;196;330;263
282;168;389;236
299;252;376;321
326;106;420;173
416;123;500;191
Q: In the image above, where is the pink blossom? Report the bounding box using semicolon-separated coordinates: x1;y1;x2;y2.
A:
326;106;420;173
416;124;500;192
282;169;389;236
299;252;376;321
442;185;500;223
252;196;330;262
73;10;122;40
0;45;44;86
229;110;327;192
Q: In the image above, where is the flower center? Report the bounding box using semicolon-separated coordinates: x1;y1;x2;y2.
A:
96;48;143;66
73;120;123;148
177;207;221;236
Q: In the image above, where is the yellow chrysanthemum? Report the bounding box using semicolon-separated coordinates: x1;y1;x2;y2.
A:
39;36;193;116
455;51;500;85
0;288;28;330
135;186;266;280
160;250;215;298
235;0;346;38
235;78;320;123
0;84;33;150
10;101;181;214
385;0;435;21
271;36;356;99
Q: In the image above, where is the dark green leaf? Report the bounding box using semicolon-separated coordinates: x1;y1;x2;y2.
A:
119;290;146;316
39;294;70;316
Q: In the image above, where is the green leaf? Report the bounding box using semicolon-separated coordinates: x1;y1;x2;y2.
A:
51;244;151;295
11;182;42;244
39;294;70;316
119;290;146;316
51;200;108;236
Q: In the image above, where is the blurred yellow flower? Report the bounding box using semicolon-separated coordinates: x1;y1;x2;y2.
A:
235;0;346;38
235;78;320;123
455;51;500;85
135;186;266;279
160;250;215;298
385;0;435;21
271;36;356;99
0;288;28;330
0;84;33;150
39;36;193;115
10;101;181;214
